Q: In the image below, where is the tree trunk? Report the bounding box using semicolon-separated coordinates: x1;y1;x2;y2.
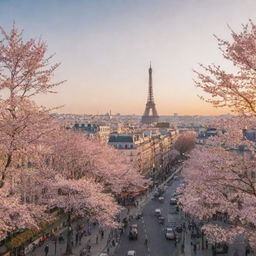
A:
65;211;73;255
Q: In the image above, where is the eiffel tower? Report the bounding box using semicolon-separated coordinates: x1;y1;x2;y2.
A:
141;64;159;124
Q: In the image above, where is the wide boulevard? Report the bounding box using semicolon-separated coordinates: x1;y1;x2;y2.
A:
114;174;183;256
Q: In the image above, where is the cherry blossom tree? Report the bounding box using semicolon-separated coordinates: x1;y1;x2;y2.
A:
188;21;256;249
46;130;146;254
174;131;196;156
194;20;256;116
46;176;120;255
179;118;256;249
0;24;147;253
0;24;63;239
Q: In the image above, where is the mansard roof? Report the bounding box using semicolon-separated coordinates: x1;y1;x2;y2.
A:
108;134;133;143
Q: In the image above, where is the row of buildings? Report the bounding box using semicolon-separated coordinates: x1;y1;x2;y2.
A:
71;122;179;178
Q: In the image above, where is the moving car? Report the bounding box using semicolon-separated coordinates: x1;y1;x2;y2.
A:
158;196;164;202
99;254;108;256
165;227;176;240
127;250;136;256
128;224;138;240
154;208;161;216
158;216;165;224
170;197;177;205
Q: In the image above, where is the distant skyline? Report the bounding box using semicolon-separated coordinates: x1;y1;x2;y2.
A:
1;0;256;115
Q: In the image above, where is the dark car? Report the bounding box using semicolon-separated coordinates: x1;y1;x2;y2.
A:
169;197;177;205
212;243;229;255
175;225;182;233
128;224;138;240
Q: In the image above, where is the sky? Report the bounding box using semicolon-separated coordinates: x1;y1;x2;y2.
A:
0;0;256;115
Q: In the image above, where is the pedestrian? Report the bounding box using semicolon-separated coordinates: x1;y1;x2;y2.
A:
246;246;250;256
205;239;208;249
59;234;64;243
96;235;99;244
76;232;79;246
112;239;115;247
79;232;83;245
101;229;104;239
144;237;148;246
54;238;57;255
44;245;49;256
193;243;197;252
87;244;91;253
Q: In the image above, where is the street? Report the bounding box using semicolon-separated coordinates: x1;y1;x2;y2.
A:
114;175;182;256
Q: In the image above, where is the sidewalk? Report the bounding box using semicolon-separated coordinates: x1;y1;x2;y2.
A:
28;185;153;256
28;221;111;256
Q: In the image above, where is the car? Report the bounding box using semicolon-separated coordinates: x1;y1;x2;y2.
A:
154;208;161;216
213;243;229;255
99;253;108;256
165;227;176;240
175;225;183;233
170;198;177;205
154;191;160;198
127;250;136;256
128;224;138;240
158;196;164;202
158;216;165;224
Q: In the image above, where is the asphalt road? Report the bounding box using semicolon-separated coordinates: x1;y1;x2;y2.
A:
114;175;183;256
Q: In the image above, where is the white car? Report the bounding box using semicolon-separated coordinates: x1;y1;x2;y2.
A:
154;208;161;216
170;198;177;205
158;196;164;202
99;254;108;256
165;227;176;240
127;250;136;256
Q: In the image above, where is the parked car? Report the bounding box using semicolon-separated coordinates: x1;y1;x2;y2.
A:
99;253;108;256
154;208;161;216
213;243;229;255
127;250;136;256
191;230;201;238
165;227;176;240
170;198;177;205
175;225;183;233
128;224;138;240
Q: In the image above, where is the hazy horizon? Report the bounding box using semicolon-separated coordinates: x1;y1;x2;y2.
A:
1;0;256;115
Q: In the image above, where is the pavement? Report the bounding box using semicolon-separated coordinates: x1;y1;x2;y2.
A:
27;220;111;256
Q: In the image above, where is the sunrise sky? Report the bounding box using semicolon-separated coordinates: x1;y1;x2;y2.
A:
1;0;256;115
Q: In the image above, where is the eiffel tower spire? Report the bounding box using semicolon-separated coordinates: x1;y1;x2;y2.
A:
141;64;159;124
